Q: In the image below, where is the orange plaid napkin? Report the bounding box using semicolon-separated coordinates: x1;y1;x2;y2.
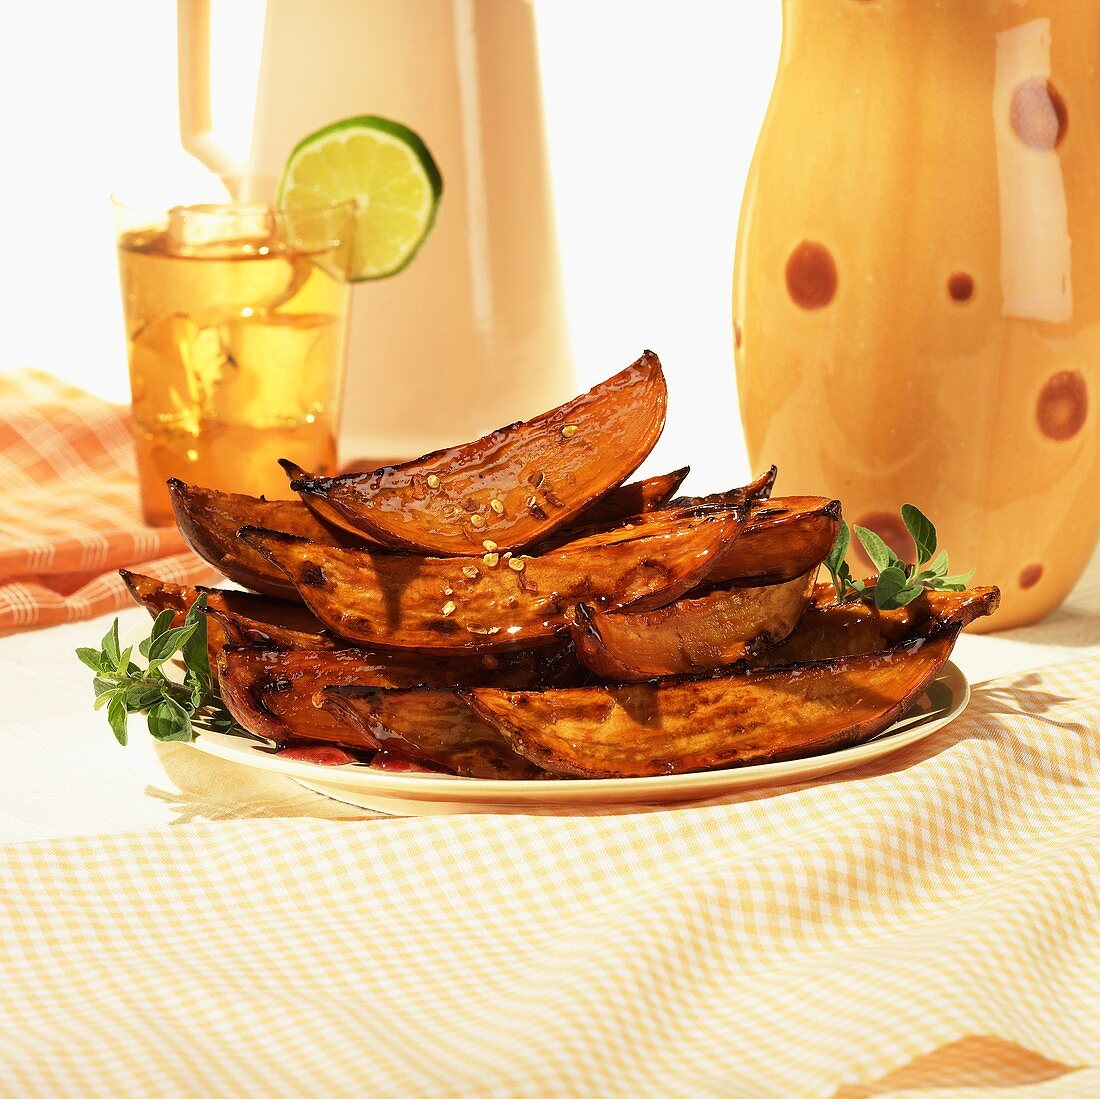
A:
0;370;216;633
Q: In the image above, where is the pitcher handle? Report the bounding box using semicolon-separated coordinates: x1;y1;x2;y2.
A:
177;0;245;177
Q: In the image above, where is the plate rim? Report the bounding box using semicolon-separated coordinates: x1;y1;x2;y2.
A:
187;660;971;798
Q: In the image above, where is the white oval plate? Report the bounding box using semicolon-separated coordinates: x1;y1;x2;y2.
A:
186;662;969;816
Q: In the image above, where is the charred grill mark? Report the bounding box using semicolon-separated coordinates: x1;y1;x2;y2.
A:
425;617;461;634
299;562;327;587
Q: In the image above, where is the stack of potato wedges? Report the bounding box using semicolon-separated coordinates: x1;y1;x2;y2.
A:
123;353;999;779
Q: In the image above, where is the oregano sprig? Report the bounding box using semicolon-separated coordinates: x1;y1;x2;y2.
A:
823;504;975;611
75;595;240;745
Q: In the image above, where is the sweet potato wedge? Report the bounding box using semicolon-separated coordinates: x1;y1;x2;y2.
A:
120;569;199;625
217;644;573;758
708;497;840;585
570;569;816;680
570;467;689;528
120;569;333;654
463;623;960;778
286;457;688;540
277;459;381;539
288;352;668;555
238;504;746;652
167;478;374;600
199;605;338;653
321;687;545;779
756;584;1000;665
668;465;776;508
553;494;837;583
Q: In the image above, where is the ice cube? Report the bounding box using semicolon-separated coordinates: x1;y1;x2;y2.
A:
166;203;278;258
127;314;207;435
214;313;339;425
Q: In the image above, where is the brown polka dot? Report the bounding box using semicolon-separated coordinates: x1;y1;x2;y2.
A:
1010;78;1067;150
785;241;837;310
1036;371;1087;440
734;320;743;350
948;273;974;302
853;511;916;569
1019;563;1043;589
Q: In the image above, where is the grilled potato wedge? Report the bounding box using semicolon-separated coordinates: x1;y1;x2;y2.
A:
277;459;382;539
321;687;544;779
288;353;668;555
120;569;200;625
167;478;375;599
756;584;1000;664
570;569;816;680
199;605;339;652
217;644;573;757
555;495;837;584
709;497;840;584
285;456;689;540
120;569;333;655
239;504;746;652
463;623;961;778
668;465;776;508
570;466;689;528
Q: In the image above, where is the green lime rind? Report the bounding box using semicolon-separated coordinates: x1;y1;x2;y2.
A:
277;114;443;282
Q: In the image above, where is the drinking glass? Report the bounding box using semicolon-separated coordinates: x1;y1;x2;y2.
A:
113;177;353;526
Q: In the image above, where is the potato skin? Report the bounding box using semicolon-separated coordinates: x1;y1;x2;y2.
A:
239;505;748;653
464;625;962;779
288;352;669;555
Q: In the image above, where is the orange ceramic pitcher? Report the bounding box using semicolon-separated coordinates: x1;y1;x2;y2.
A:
734;0;1098;631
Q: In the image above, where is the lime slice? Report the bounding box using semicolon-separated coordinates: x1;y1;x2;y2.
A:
277;115;442;282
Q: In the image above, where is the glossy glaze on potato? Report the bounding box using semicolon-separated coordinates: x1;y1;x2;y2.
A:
755;584;1000;665
322;687;544;779
167;479;374;599
119;569;334;655
464;624;959;778
571;569;816;680
709;497;840;584
217;644;570;753
288;353;668;555
239;505;747;653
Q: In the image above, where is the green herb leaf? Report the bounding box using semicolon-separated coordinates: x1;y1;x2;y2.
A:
76;647;104;673
929;567;976;592
901;504;937;567
94;687;118;711
139;609;176;658
853;526;896;573
873;564;909;610
190;678;207;710
124;683;165;712
892;584;926;608
926;550;949;579
147;621;198;663
182;596;211;685
77;603;242;748
107;693;128;746
147;697;194;742
825;521;850;576
101;619;121;666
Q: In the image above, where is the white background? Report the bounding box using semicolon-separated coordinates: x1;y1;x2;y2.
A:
3;2;781;487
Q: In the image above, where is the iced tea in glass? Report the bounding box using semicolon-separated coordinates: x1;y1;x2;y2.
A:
113;180;352;525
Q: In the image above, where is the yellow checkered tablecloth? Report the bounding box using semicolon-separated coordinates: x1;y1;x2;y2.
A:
1;653;1098;1098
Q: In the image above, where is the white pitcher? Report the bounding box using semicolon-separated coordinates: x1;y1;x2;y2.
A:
178;0;574;465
